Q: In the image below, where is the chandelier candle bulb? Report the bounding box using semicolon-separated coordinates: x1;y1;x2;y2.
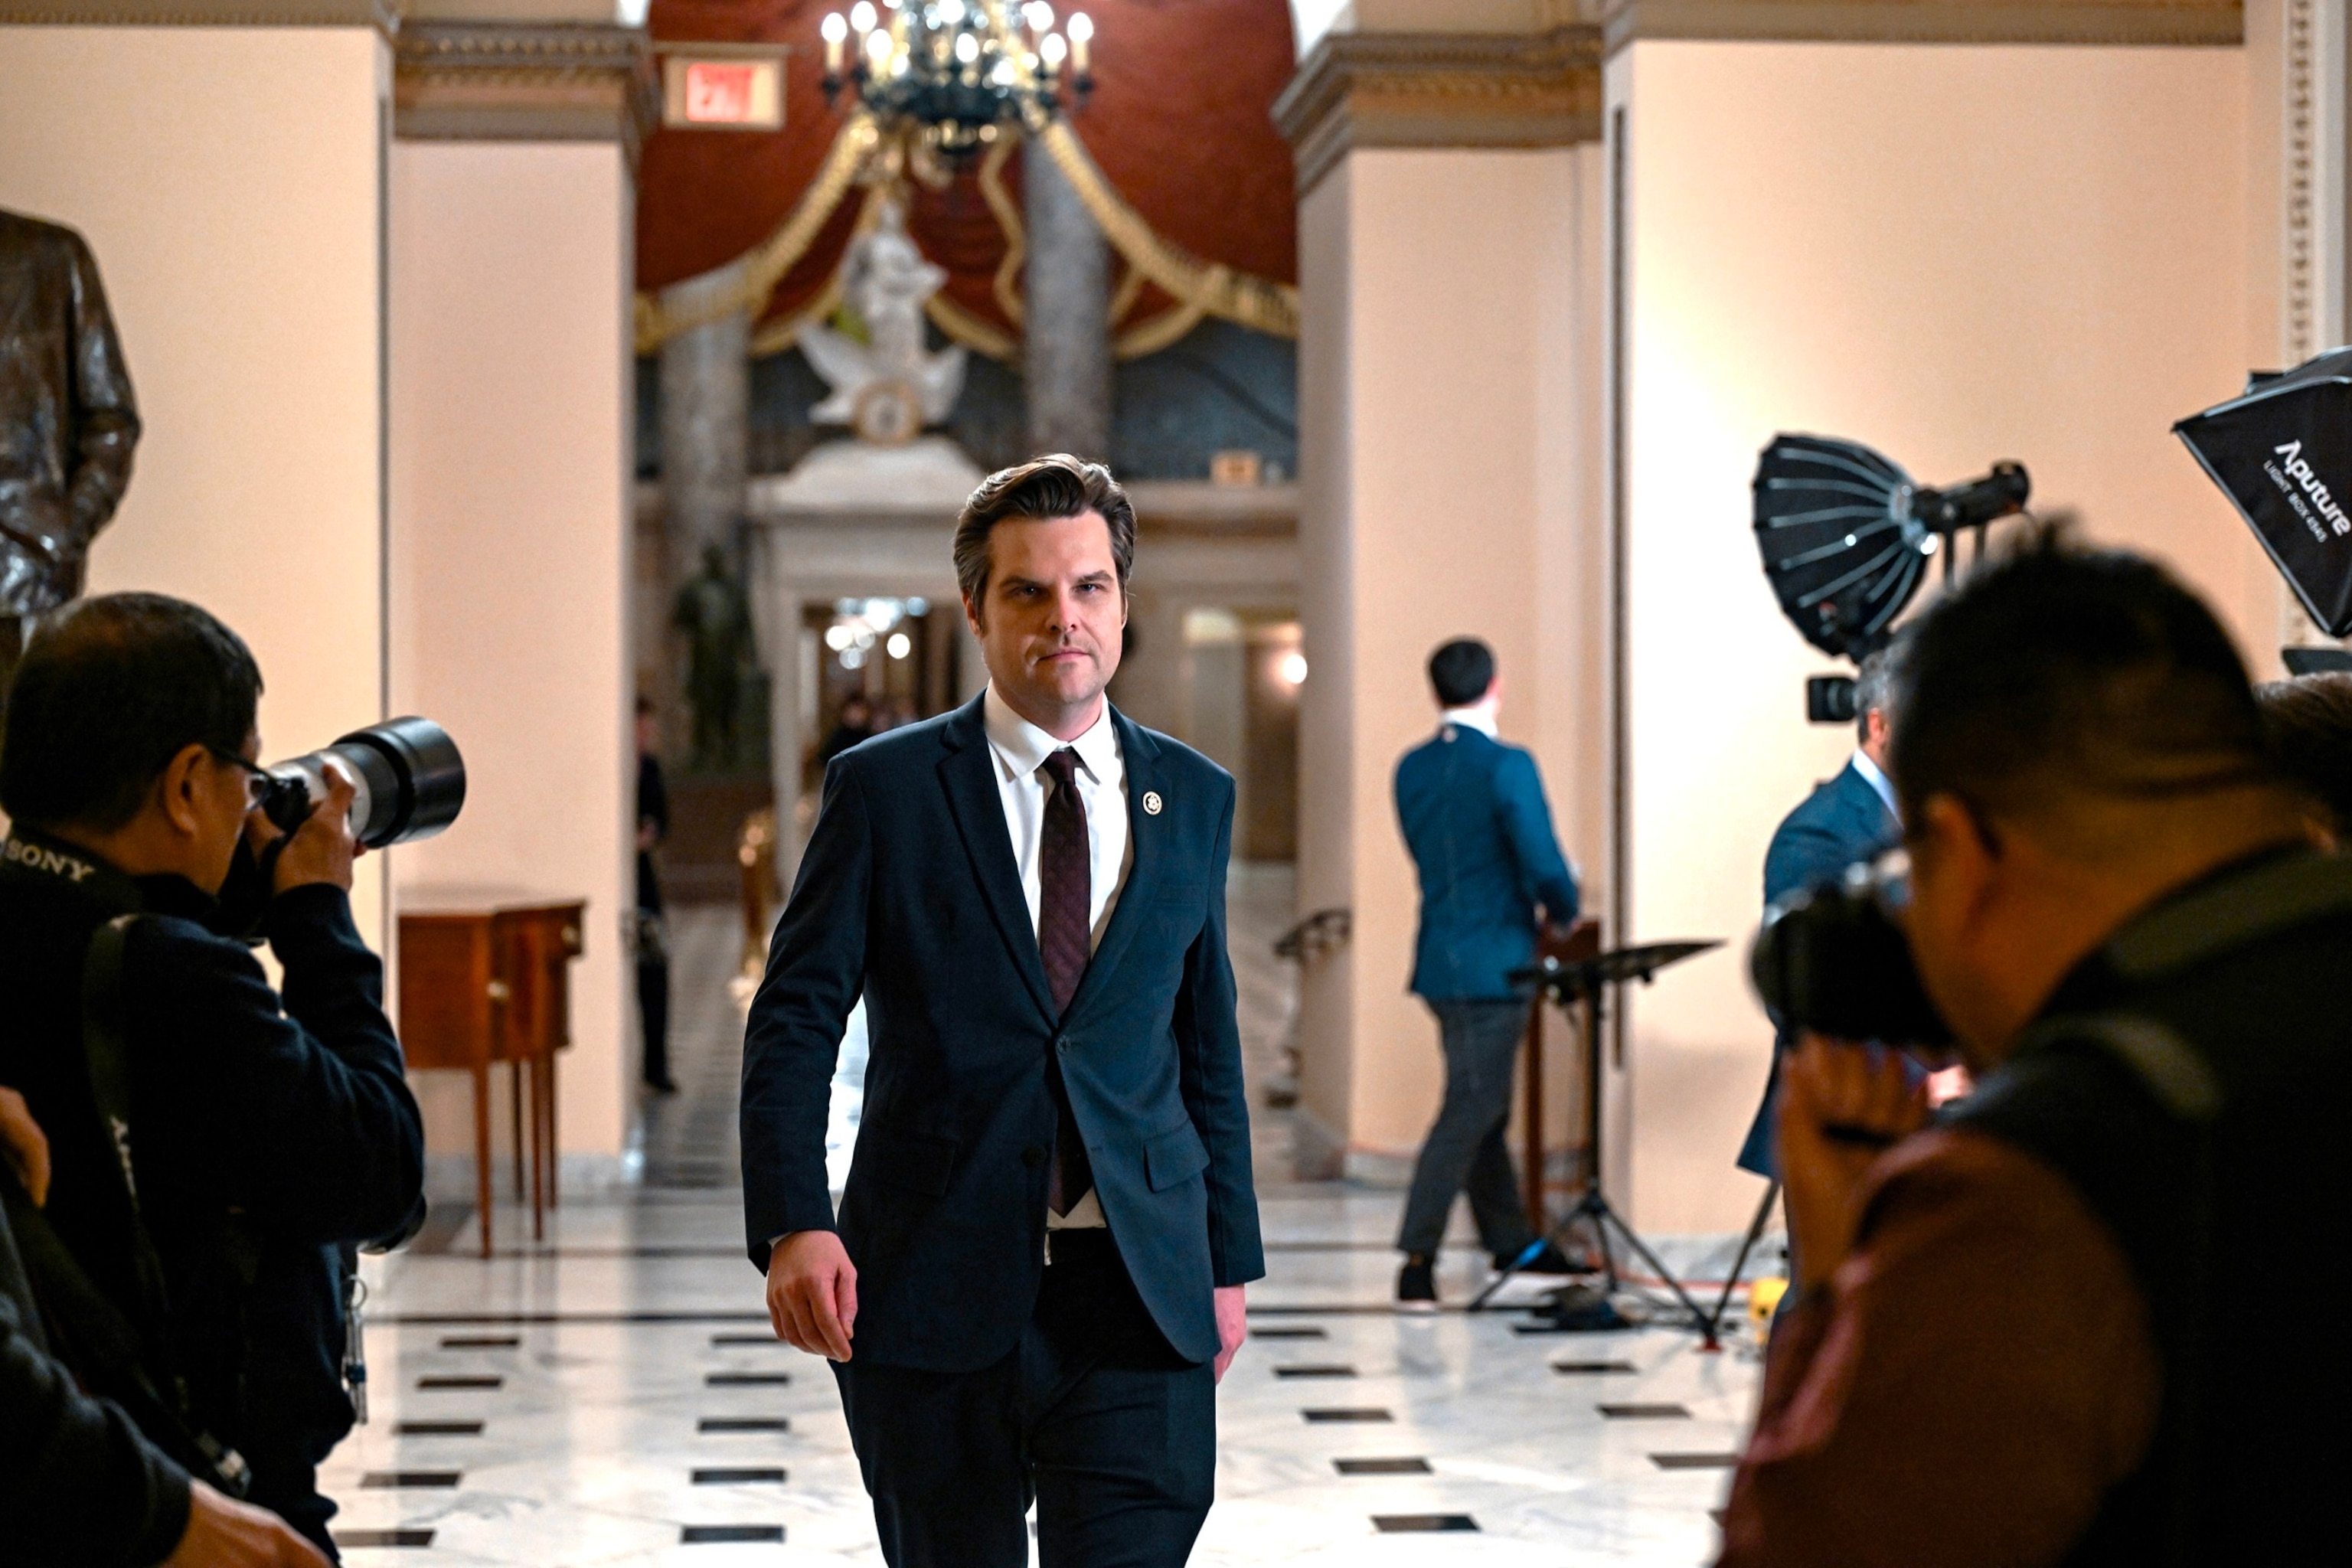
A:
850;0;877;32
1067;11;1090;71
1040;31;1066;67
1023;1;1052;32
822;11;848;72
956;31;980;65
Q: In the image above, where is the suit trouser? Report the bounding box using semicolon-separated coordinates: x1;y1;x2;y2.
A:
1397;996;1540;1259
831;1228;1216;1568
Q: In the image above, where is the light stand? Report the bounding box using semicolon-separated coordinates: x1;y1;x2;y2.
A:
1471;940;1723;1350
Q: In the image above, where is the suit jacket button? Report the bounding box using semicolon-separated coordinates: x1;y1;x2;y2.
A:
1023;1145;1046;1167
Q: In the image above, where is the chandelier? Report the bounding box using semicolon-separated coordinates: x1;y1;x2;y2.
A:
821;0;1093;158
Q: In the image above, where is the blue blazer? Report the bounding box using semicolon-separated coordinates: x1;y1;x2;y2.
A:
1393;724;1579;1001
739;694;1265;1373
1736;758;1903;1177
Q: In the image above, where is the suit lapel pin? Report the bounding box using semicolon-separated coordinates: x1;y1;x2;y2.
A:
1142;790;1164;816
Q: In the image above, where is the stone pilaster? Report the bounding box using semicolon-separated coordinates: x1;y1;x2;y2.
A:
657;260;751;585
1023;139;1112;462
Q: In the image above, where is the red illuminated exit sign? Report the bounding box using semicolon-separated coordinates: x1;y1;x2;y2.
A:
660;47;786;131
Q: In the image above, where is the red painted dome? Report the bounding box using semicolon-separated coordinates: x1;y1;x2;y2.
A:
638;0;1299;343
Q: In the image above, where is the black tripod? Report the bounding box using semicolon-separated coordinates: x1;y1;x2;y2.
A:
1470;940;1724;1351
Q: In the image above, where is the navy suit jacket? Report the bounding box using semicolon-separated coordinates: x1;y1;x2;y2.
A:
1394;724;1579;1000
739;694;1266;1373
1736;758;1903;1177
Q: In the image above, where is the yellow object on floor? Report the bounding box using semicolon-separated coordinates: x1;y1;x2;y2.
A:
1749;1275;1790;1347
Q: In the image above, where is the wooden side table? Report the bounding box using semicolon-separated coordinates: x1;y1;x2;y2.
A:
398;889;586;1257
1523;917;1602;1227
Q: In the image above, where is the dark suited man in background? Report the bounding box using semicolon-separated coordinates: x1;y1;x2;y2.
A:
740;454;1263;1568
634;697;674;1095
1735;642;1905;1188
1392;639;1580;1311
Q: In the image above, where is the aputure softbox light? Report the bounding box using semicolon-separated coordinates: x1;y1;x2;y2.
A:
2176;348;2352;638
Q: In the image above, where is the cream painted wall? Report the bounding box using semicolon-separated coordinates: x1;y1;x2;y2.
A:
1295;146;1603;1174
387;141;634;1172
0;25;390;941
1615;41;2274;1232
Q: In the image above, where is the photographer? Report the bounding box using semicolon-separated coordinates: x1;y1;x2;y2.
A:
1721;533;2346;1565
0;593;424;1559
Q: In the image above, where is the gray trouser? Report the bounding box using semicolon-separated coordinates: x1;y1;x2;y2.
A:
1397;996;1539;1259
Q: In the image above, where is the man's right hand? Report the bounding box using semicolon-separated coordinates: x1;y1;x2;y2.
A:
261;763;361;896
161;1481;330;1568
766;1230;858;1361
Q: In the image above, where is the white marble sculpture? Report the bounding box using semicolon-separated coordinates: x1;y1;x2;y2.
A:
799;197;967;443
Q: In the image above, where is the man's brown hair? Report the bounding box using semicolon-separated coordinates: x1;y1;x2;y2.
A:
952;453;1135;610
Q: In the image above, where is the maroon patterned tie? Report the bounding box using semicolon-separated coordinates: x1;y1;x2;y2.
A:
1039;748;1093;1215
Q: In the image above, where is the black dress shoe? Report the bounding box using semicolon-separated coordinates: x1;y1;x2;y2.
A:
1396;1256;1438;1313
642;1076;679;1096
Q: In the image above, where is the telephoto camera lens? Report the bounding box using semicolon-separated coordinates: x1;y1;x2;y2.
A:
1749;853;1953;1047
257;717;466;849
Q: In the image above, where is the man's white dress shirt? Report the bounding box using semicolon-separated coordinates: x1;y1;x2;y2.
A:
1439;697;1500;740
981;682;1130;1229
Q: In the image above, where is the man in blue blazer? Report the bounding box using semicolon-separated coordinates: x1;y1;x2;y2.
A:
1736;646;1904;1181
740;456;1263;1568
1392;639;1581;1309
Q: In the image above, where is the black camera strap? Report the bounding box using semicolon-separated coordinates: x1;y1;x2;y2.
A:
77;912;254;1498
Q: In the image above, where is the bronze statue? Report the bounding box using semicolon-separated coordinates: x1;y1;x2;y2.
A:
673;543;756;771
0;209;140;689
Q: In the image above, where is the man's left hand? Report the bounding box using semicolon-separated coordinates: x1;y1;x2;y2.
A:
1778;1033;1928;1297
0;1086;50;1207
1211;1285;1246;1383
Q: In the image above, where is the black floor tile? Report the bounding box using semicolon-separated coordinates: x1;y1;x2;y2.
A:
439;1334;519;1349
699;1417;790;1433
1599;1403;1690;1419
1373;1514;1478;1533
694;1467;787;1485
1334;1457;1430;1475
392;1420;483;1436
1652;1452;1743;1470
332;1529;436;1548
417;1375;502;1390
1302;1408;1392;1423
1273;1364;1357;1379
360;1472;462;1489
681;1525;785;1544
706;1371;792;1386
1553;1359;1638;1374
1249;1325;1328;1340
710;1333;781;1347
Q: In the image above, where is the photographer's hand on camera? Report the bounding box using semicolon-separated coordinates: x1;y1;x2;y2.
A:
1776;1033;1928;1296
243;762;360;897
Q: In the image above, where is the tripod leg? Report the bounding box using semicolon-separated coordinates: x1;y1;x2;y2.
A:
1467;1193;1603;1312
1707;1181;1780;1341
1593;1199;1721;1351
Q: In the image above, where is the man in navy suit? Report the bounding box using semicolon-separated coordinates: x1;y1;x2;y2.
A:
740;455;1263;1568
1391;639;1581;1309
1736;645;1905;1182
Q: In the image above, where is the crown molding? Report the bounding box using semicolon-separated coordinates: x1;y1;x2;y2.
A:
1598;0;2243;54
0;0;394;26
393;21;656;161
1272;24;1605;198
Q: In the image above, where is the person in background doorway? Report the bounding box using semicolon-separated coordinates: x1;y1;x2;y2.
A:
1392;638;1582;1311
635;697;674;1096
818;693;875;768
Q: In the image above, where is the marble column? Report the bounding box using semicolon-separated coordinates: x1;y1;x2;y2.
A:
658;260;750;583
1024;140;1112;460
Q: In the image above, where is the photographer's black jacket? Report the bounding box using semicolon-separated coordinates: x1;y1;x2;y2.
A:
1;1194;191;1566
0;832;423;1545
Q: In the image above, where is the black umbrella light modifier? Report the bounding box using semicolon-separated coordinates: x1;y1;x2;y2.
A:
1754;434;2030;661
2176;348;2352;638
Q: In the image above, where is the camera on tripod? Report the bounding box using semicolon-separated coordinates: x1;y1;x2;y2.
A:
256;717;466;849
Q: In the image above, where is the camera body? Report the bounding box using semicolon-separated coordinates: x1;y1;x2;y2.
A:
1806;675;1858;725
256;717;465;851
1750;853;1953;1048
